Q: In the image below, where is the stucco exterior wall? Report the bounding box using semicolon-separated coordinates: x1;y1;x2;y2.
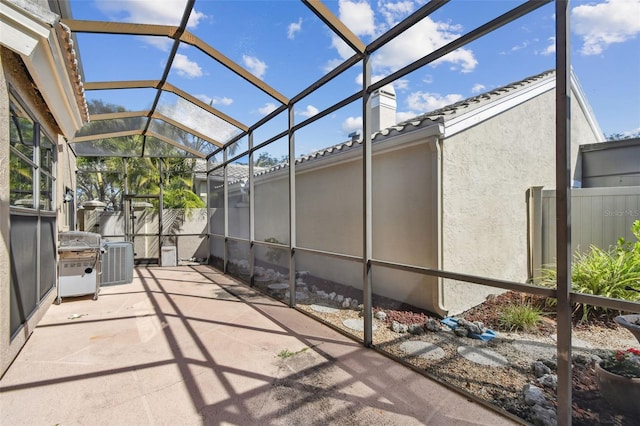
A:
247;138;442;312
0;47;12;377
441;87;601;315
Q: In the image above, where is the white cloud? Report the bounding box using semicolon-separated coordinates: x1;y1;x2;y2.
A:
538;37;555;56
379;1;415;28
510;41;529;52
288;18;303;40
95;1;206;52
331;35;357;60
572;0;640;55
395;110;417;123
406;91;463;112
372;17;477;74
243;55;267;79
325;0;376;65
197;95;233;106
172;53;203;78
342;116;363;134
96;0;205;27
394;79;410;90
339;0;376;37
323;58;345;73
471;84;486;94
298;105;319;118
258;103;277;115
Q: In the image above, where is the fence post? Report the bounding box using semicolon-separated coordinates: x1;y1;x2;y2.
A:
527;186;544;283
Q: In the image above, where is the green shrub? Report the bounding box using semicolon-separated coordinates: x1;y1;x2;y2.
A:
540;220;640;322
498;304;543;332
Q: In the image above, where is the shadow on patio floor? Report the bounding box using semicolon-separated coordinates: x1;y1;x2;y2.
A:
0;265;518;425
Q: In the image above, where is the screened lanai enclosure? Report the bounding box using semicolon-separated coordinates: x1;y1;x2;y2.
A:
3;0;640;425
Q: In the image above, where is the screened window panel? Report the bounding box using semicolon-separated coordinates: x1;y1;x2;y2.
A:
85;88;157;114
165;44;279;128
40;217;56;299
156;92;242;149
9;97;35;160
227;155;250;240
75;116;147;138
254;138;290;244
39;173;54;211
143;136;201;158
9;215;38;335
9;151;34;208
228;136;248;159
209;172;225;236
148;118;218;155
72;138;143;157
187;1;331;98
252;110;288;147
40;131;55;173
76;33;170;82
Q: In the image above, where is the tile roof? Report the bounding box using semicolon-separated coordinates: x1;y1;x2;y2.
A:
205;69;556;183
56;23;90;123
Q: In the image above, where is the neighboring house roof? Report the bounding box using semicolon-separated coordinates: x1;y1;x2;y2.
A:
195;160;267;182
374;69;558;141
202;68;602;185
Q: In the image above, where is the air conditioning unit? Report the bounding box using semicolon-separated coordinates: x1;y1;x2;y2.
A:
100;242;134;286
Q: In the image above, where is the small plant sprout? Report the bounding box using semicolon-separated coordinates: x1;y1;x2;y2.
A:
277;346;312;359
498;304;543;332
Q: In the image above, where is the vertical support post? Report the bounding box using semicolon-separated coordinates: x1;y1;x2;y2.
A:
206;160;212;265
223;147;229;273
123;158;129;241
158;159;164;266
289;104;297;308
555;1;572;424
249;132;255;286
362;54;373;347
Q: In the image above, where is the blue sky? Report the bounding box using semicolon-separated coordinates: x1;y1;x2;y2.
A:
70;0;640;157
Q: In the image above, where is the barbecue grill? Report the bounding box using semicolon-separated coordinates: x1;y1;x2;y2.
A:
57;231;104;304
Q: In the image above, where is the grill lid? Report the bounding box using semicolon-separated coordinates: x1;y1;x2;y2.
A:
58;231;102;250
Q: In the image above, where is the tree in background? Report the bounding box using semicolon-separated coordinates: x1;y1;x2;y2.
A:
76;100;205;212
606;131;640;141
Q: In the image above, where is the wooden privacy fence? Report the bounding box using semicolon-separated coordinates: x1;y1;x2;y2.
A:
527;186;640;282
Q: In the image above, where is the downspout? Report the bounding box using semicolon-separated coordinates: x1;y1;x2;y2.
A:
434;123;447;317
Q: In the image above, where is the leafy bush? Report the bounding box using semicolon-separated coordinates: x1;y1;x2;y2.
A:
498;304;543;331
540;220;640;322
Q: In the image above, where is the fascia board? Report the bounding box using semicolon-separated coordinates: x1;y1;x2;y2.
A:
25;28;85;137
0;0;51;55
570;69;605;142
1;1;85;137
443;78;556;138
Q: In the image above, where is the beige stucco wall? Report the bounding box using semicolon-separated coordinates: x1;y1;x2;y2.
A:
0;47;77;375
441;87;602;315
247;137;442;313
0;47;12;377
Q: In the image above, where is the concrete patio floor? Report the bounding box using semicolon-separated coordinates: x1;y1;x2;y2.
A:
0;265;518;425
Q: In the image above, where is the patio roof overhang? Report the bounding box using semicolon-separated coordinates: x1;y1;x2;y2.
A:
1;0;88;137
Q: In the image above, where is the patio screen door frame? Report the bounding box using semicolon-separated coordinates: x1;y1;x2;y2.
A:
124;194;161;265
